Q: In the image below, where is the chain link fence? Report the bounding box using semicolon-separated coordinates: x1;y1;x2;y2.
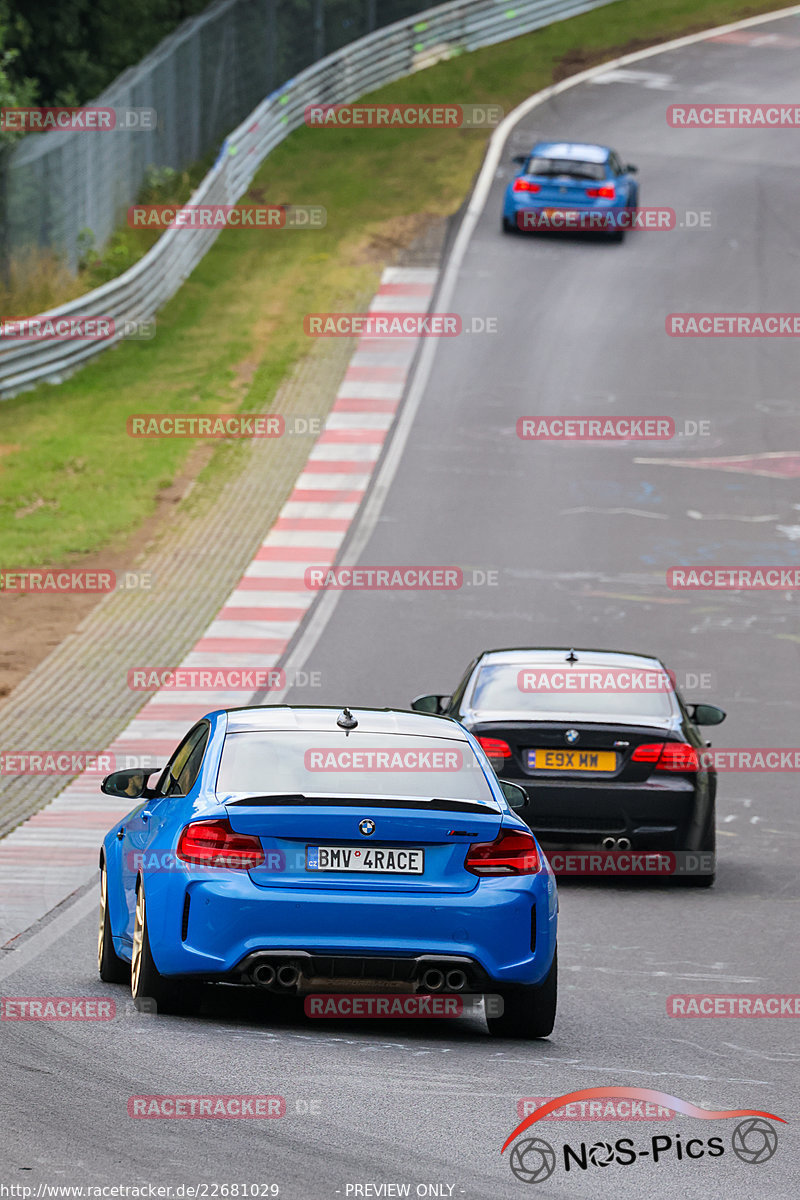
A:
2;0;427;272
0;0;616;395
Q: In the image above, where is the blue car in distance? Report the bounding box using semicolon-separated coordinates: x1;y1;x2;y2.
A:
502;140;639;239
98;705;558;1037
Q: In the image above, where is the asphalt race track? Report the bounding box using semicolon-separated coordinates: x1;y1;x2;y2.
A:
2;13;799;1199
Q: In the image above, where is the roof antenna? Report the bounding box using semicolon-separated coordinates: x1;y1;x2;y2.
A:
566;649;579;664
337;707;358;730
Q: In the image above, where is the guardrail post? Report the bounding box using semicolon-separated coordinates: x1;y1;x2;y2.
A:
314;0;325;61
0;144;9;289
267;0;277;93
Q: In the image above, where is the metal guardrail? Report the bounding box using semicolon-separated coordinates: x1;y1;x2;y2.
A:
0;0;615;398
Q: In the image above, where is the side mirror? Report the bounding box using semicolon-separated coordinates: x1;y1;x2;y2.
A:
410;694;450;715
512;154;527;166
626;163;638;173
499;780;528;810
688;704;726;726
101;767;161;799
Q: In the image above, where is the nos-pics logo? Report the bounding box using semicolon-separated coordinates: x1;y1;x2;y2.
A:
502;1088;784;1184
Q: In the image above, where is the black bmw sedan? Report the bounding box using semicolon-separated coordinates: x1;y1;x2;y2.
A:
411;647;726;886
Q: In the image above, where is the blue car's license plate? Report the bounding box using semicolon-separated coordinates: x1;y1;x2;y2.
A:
306;845;424;874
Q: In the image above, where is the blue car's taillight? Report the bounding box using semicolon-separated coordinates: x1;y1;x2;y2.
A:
586;184;615;198
177;819;265;868
466;829;541;876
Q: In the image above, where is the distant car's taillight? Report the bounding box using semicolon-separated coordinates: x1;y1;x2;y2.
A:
476;736;512;770
512;178;541;193
586;185;615;198
466;828;541;875
177;819;265;868
632;743;700;772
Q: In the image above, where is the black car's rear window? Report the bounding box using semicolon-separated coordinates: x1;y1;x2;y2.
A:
470;663;676;719
526;157;607;181
216;730;497;804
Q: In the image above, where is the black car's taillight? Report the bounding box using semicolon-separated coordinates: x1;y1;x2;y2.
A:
476;736;512;772
631;743;699;772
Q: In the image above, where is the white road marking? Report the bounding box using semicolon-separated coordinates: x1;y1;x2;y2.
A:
560;507;669;519
590;68;677;89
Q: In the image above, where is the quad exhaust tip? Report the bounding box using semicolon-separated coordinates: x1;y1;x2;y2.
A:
445;969;468;992
420;968;445;992
252;962;275;987
276;964;301;989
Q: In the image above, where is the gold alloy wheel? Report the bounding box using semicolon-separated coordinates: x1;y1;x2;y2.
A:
131;885;145;998
97;865;108;973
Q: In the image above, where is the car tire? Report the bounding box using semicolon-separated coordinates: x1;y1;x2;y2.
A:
675;819;716;888
131;881;203;1015
502;216;516;233
486;949;557;1039
98;860;130;985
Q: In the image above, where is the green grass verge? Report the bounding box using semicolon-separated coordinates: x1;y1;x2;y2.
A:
0;0;787;567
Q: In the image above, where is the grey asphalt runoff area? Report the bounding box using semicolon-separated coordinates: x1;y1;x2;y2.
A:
2;13;799;1199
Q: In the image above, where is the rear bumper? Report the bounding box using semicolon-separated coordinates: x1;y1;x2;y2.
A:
502;193;630;230
140;870;557;987
510;777;708;850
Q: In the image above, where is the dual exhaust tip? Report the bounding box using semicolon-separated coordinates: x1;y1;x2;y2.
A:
252;962;299;990
602;836;632;851
419;968;468;992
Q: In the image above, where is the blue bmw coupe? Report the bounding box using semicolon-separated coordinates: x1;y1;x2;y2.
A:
99;705;558;1037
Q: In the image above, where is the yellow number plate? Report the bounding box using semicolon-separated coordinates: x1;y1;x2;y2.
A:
531;749;617;772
